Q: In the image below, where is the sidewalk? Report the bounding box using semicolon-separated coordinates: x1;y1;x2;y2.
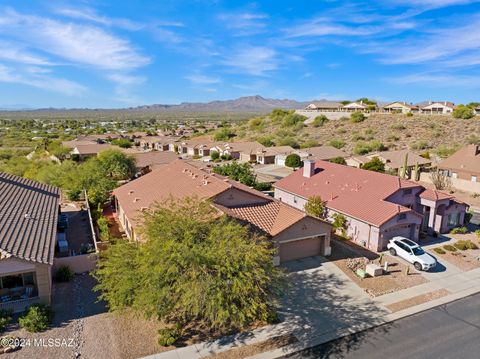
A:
143;260;480;359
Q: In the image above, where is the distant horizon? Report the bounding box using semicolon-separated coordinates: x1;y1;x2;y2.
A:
0;0;479;108
0;95;475;112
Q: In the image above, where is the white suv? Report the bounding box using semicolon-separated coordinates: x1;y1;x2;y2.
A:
387;237;436;271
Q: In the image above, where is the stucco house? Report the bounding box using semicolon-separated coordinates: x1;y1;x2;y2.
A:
305;101;343;111
274;160;467;252
437;144;480;193
275;146;347;167
256;146;295;165
0;173;60;312
210;141;264;161
383;102;418;113
70;143;113;160
420;101;455;114
346;150;431;178
342;101;370;112
112;160;332;263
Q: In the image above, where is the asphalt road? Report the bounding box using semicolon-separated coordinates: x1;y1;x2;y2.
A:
282;293;480;359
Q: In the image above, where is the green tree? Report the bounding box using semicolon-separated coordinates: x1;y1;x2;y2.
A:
452;105;474;119
214;127;235;141
332;213;348;237
312;115;329;127
98;149;136;180
285;154;302;168
361;157;385;173
213;161;257;186
210;151;220;160
94;197;284;335
304;196;325;219
111;138;133;148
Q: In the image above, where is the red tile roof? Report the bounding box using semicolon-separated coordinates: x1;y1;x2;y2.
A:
217;201;307;236
419;189;453;201
274;160;422;226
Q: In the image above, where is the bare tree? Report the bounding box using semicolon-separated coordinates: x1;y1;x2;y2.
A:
430;169;452;191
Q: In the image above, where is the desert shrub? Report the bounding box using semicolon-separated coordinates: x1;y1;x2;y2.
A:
369;140;386;151
158;326;182;346
285;154;302;168
350;112;366;123
214;127;235;141
220;154;232;160
410;140;430;150
329;157;347;165
18;304;53;332
435;145;460;159
329;139;346;149
300;139;319;148
282;113;307;127
210;151;220;160
312;115;329;127
248;117;265;130
337;128;347;134
466;240;478;250
97;216;110;242
387;134;400;141
0;310;12;332
111;138;133;148
391;124;406;130
450;226;468;234
454;241;468;250
406;112;414;117
254;182;272;191
476;229;480;240
257;136;275;147
277;136;299;148
362;157;385;172
353;142;371;155
55;265;74;282
352;134;366;141
443;244;457;252
453;105;474;119
433;247;446;255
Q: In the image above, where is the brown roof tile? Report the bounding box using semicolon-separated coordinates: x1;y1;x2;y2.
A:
0;173;60;264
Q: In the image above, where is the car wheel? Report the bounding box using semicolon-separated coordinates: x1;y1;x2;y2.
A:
389;248;397;256
414;262;422;271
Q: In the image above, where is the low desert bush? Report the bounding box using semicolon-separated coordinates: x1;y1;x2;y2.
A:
433;247;446;255
55;265;74;282
450;226;468;234
443;244;457;252
158;326;182;346
18;304;53;332
0;310;12;332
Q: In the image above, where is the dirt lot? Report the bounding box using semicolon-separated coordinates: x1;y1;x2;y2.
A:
3;275;172;359
431;248;480;271
329;240;428;297
385;289;450;313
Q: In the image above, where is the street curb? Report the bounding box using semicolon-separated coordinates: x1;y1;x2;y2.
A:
246;287;480;359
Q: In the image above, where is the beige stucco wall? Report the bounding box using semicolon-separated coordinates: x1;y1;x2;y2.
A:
53;254;98;275
419;172;480;193
273;216;332;255
34;262;52;305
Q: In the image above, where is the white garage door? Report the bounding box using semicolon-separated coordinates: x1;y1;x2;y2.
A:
381;224;413;249
279;236;324;263
275;157;286;167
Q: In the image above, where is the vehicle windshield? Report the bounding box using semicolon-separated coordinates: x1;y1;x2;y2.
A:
412;247;424;256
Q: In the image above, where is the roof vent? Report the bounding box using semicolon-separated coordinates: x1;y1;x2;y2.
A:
140;207;148;212
128;190;134;195
203;180;209;185
24;213;31;219
133;197;140;203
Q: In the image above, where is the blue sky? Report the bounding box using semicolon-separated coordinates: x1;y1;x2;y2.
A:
0;0;479;108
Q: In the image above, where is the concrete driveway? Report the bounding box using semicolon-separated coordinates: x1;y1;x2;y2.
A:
279;256;388;343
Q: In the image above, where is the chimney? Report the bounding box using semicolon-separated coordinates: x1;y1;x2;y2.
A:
303;160;315;178
469;144;480;156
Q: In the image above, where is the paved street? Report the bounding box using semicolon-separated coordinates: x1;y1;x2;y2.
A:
281;293;480;359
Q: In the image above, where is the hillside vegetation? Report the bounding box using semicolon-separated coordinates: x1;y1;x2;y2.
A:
234;110;480;158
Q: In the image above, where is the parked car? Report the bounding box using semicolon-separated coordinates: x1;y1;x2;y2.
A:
387;237;436;271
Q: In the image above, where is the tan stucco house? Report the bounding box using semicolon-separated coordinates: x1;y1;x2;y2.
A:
113;160;333;263
0;173;59;312
274;160;467;252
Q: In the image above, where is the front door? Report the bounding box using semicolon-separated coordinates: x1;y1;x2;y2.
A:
422;206;430;231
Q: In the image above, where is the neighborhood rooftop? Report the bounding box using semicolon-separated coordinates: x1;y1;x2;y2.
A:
0;172;60;264
274;160;422;226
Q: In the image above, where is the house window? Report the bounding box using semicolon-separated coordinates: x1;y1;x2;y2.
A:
452;172;458;179
398;213;407;220
0;272;35;289
448;213;459;227
471;175;477;182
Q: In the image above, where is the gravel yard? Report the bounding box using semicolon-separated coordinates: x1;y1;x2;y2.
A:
431;248;480;272
385;289;450;313
329;240;428;297
3;275;173;359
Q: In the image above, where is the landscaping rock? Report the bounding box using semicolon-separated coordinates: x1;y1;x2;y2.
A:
366;264;383;277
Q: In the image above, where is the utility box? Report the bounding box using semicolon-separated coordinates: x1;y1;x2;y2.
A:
356;269;367;278
366;263;383;277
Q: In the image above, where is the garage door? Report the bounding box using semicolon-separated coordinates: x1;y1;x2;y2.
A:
380;224;413;249
275;157;285;167
279;236;324;262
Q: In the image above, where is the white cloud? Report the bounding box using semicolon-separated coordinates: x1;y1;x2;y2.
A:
184;74;221;85
0;42;53;65
387;72;480;87
222;46;278;75
54;7;143;30
217;12;268;35
285;18;378;38
390;0;478;9
0;63;86;95
0;8;150;71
